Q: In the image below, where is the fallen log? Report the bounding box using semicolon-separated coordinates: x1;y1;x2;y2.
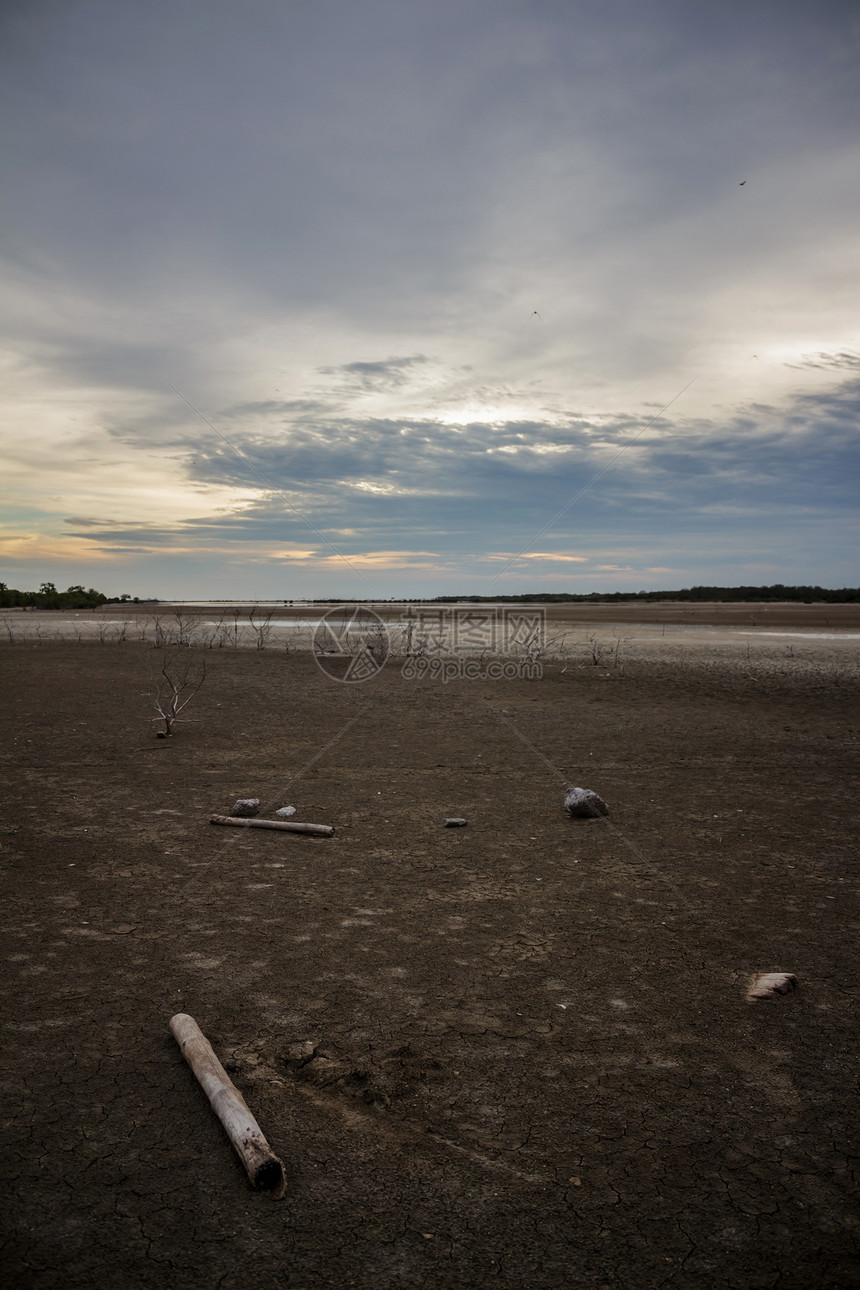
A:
210;815;334;836
169;1012;286;1198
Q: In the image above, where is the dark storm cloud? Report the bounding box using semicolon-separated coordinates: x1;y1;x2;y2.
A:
3;0;856;317
69;377;859;557
317;356;429;393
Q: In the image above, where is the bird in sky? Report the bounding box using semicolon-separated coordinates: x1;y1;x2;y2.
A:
530;310;541;319
739;180;746;185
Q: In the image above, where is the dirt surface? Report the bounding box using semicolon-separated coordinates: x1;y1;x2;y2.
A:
1;632;858;1289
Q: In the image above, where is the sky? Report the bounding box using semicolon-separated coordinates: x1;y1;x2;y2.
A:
1;0;858;599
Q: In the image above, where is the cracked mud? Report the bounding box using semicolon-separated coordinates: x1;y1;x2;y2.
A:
1;632;858;1289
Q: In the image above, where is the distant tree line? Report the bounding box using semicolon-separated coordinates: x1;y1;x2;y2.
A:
428;585;860;604
302;584;860;604
0;581;140;609
5;581;856;609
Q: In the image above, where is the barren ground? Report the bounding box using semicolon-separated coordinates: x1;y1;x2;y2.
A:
1;612;858;1289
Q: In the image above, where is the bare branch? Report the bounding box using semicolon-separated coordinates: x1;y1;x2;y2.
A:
152;648;207;737
249;607;275;651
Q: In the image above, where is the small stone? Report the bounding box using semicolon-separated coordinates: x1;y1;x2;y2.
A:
230;798;260;817
564;786;609;818
444;817;467;827
275;806;297;818
747;972;797;1000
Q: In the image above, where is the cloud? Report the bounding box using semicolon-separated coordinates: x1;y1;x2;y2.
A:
46;375;857;582
1;0;858;594
786;350;860;371
317;355;429;394
489;552;589;564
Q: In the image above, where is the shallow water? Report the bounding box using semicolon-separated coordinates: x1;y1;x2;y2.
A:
736;631;860;639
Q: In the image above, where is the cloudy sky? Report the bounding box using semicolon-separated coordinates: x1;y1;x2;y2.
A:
1;0;858;598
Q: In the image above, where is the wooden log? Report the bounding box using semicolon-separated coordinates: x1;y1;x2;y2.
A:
210;815;334;836
169;1013;286;1198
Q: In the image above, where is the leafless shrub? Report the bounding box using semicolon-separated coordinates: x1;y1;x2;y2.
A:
523;629;544;662
411;632;430;658
173;611;200;647
545;630;570;661
151;612;199;649
585;633;606;666
225;611;244;648
397;620;428;658
210;612;244;648
612;635;631;672
152;616;172;648
2;617;16;643
249;607;275;650
365;622;389;661
152;649;207;737
280;621;305;654
211;615;228;648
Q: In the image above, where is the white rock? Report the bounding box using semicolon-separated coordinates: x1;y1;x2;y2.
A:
747;972;797;1000
275;806;297;818
564;786;609;818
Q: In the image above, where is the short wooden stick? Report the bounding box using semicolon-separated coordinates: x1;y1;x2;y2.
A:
210;815;334;836
169;1013;286;1198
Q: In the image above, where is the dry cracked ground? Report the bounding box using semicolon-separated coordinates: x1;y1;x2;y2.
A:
0;638;858;1289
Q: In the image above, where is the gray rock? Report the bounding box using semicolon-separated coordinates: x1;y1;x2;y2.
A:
564;786;609;818
230;798;260;818
274;806;297;818
444;817;467;827
747;972;797;1000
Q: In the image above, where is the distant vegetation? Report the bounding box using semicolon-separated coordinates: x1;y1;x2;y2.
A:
4;580;857;608
0;581;141;609
310;585;860;605
429;585;860;604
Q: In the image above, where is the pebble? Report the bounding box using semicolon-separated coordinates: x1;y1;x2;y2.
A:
275;806;297;818
444;817;467;827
